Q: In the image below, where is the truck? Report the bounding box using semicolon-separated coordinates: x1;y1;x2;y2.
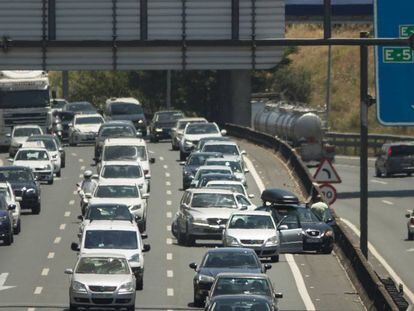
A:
0;71;51;147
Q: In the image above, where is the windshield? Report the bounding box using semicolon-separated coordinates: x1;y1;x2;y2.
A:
110;103;143;115
191;193;237;208
75;116;104;125
207;184;245;195
229;215;275;229
197;169;231;179
178;120;205;130
66;102;95;112
211;300;270;311
13;128;41;137
84;230;138;250
103;146;147;161
0;90;50;109
100;126;135;138
57;112;74;122
389;145;414;157
0;188;10;200
15;150;49;161
76;257;130;274
51;99;67;109
95;185;138;198
86;205;132;221
101;165;142;179
156;112;184;122
213;278;271;297
186;123;219;135
207;160;242;173
204;145;239;156
202;251;259;268
0;169;32;182
28;139;56;151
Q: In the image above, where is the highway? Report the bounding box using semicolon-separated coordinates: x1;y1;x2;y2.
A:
0;141;364;311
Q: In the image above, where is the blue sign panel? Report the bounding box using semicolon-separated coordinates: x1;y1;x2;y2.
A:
375;0;414;125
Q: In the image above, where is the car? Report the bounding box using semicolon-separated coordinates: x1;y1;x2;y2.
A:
50;98;69;111
172;188;255;246
149;110;185;142
201;141;245;159
205;180;254;198
223;211;280;262
104;97;147;136
0;194;16;245
405;209;414;240
190;165;234;188
180;152;223;190
257;188;334;254
71;220;150;290
205;294;277;311
69;113;105;146
189;248;271;306
89;180;149;232
8;125;43;157
0;182;21;234
196;173;240;189
205;157;249;186
28;134;66;168
63;101;97;114
13;147;54;184
194;136;232;152
206;273;282;310
0;166;41;214
170;117;208;150
64;253;136;311
179;122;226;161
25;136;63;176
94;121;138;161
98;161;149;195
375;142;414;177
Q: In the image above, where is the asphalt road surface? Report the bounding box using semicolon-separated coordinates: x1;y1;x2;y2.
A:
0;142;364;311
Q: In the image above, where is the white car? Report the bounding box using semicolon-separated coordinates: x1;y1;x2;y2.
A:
406;210;414;240
171;117;208;150
222;210;280;262
89;180;149;232
13;147;54;184
201;141;246;168
205;180;254;198
179;122;226;161
205;156;248;186
0;181;21;234
69;113;105;146
190;165;234;188
8;125;43;157
71;220;150;290
98;161;149;195
22;140;62;177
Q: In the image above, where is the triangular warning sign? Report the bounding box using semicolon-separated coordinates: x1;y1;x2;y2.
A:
313;159;341;183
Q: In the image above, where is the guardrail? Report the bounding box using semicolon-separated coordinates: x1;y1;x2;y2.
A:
326;132;414;156
225;123;404;311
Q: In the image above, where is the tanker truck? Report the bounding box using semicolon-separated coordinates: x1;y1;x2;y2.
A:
253;101;335;163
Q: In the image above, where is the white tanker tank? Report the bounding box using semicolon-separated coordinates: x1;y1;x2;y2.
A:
253;101;334;162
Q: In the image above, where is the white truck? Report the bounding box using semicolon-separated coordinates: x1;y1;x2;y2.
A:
0;71;51;147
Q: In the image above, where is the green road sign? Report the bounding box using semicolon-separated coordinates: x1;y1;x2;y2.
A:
382;47;413;63
400;25;414;38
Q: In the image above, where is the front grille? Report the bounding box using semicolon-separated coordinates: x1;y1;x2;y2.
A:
207;218;227;226
89;285;116;292
241;240;264;245
255;249;275;256
306;230;320;237
4;112;48;127
91;298;113;304
13;189;22;197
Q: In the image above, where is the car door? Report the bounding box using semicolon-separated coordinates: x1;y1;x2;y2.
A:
278;214;303;253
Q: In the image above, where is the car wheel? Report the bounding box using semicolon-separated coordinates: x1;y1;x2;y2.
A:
3;232;13;246
69;303;78;311
321;245;333;254
179;151;186;161
57;170;61;177
271;255;279;262
177;227;186;245
127;305;135;311
408;231;414;241
408;172;412;177
375;167;382;177
136;277;143;290
61;159;66;168
48;178;54;185
32;203;41;215
13;219;21;235
172;142;177;150
384;168;391;177
193;289;203;307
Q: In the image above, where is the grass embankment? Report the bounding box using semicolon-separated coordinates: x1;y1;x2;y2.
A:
285;24;414;136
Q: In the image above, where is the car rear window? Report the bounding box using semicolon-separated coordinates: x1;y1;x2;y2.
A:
389;145;414;157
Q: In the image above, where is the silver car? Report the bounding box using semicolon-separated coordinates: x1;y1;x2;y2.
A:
223;211;280;262
65;253;136;311
205;157;249;186
406;210;414;240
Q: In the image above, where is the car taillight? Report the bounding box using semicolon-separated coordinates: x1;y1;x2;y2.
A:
388;148;392;157
410;218;414;225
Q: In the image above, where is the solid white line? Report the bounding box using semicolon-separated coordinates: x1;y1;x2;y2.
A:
53;237;61;244
27;308;35;311
159;156;164;161
244;156;316;311
166;200;172;206
166;190;172;195
166;181;171;186
166;212;172;218
78;158;84;163
59;224;66;230
166;238;173;245
165;172;170;178
382;200;394;206
34;287;43;295
41;268;49;276
163;165;168;169
69;200;75;205
64;211;71;217
167;288;174;296
167;270;174;278
341;218;414;305
166;253;173;260
371;179;388;185
47;252;55;259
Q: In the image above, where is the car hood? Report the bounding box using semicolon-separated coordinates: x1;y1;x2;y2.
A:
74;124;101;133
189;207;239;219
9;180;37;191
13;160;51;169
81;248;142;264
109;114;145;122
184;133;222;141
198;267;262;278
226;229;277;241
74;273;132;287
11;137;28;145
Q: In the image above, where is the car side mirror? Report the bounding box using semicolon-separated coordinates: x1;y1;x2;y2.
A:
136;132;143;138
59;147;64;152
189;262;197;270
64;269;73;275
70;242;80;252
406;213;411;218
149;157;155;164
92;174;99;180
77;215;83;221
179;161;186;166
7;203;16;211
264;263;272;272
278;224;289;231
8;158;13;163
241;150;247;155
141;233;148;239
171;127;176;132
275;292;283;299
220;129;227;136
143;244;151;252
248;194;255;199
244;168;250;173
142;193;150;199
145;174;151;180
84;193;92;199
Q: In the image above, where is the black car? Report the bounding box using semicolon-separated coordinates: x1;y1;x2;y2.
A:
0;194;15;246
181;152;223;189
94;120;137;161
375;142;414;177
257;188;334;254
0;166;41;214
149;110;185;142
205;294;276;311
196;173;238;188
27;134;66;168
189;248;271;306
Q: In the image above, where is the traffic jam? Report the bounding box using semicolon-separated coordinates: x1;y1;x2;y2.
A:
0;95;337;311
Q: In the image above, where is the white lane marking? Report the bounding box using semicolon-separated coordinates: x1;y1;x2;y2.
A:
71;152;77;157
167;225;171;231
79;174;83;178
53;237;61;244
27;308;35;311
73;190;77;195
163;165;168;169
64;211;71;217
78;158;84;163
69;200;75;205
166;238;173;245
34;287;43;295
165;172;170;178
80;166;85;170
41;268;49;276
371;179;388;185
166;190;172;195
47;252;55;259
159;156;164;161
244;156;316;311
407;248;414;252
166;212;172;218
167;270;174;278
166;200;172;206
382;200;394;206
0;273;15;290
166;181;171;186
341;218;414;305
167;253;173;260
167;288;174;296
59;224;66;230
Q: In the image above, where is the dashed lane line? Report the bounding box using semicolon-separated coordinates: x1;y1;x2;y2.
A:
166;212;172;218
80;166;85;170
166;190;172;195
165;172;170;178
69;200;75;205
64;211;71;217
382;200;394;205
27;308;35;311
167;270;174;278
47;252;55;259
159;156;164;161
78;158;84;163
166;181;171;186
163;165;168;169
41;268;49;276
34;287;43;295
53;237;61;244
59;224;66;230
166;238;173;245
166;253;173;260
167;288;174;296
71;153;77;157
166;200;172;206
371;179;388;185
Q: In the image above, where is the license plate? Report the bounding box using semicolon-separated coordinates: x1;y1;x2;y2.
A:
92;293;113;299
307;237;321;243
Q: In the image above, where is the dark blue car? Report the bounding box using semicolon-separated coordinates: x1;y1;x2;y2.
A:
0;194;16;246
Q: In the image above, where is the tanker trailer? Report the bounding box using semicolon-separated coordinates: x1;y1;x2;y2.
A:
253;102;335;163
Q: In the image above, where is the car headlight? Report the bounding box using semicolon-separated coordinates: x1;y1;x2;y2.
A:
25;188;36;194
0;215;8;221
137;120;144;124
184;171;194;177
52;154;57;159
265;236;279;246
324;230;334;237
225;236;240;246
130;204;141;211
192;218;208;226
129;253;140;263
155;128;163;132
72;281;87;293
197;274;215;283
185;140;194;146
118;281;134;293
45;164;52;170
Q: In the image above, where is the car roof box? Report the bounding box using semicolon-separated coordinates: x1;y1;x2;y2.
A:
260;188;299;204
